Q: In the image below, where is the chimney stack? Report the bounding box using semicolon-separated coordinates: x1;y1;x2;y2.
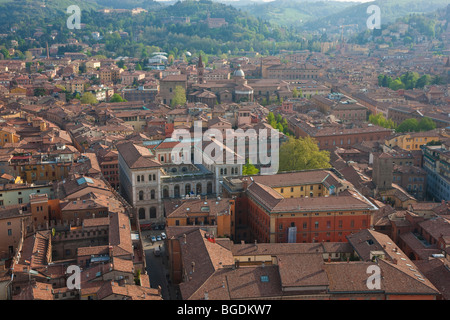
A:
204;291;209;300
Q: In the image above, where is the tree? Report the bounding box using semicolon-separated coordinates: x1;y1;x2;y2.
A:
242;159;259;176
416;74;431;88
368;113;395;129
278;136;331;172
80;92;98;105
33;88;46;97
135;63;142;71
396;118;419;133
171;86;186;107
109;93;126;103
418;117;436;131
117;59;125;69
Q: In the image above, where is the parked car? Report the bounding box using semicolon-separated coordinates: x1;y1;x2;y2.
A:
161;232;167;240
156;235;162;241
151;236;157;243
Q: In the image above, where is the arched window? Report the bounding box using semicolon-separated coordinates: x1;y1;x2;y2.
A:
153;174;156;180
148;174;152;181
150;207;157;219
137;175;140;182
224;168;227;175
231;168;234;174
185;184;191;195
150;189;155;200
139;191;144;201
138;208;145;220
207;182;213;194
196;183;202;194
141;175;144;182
174;185;180;198
163;187;169;198
220;168;224;175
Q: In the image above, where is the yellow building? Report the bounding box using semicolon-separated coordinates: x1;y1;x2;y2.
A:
385;131;441;151
0;127;20;147
165;198;235;238
12;155;71;183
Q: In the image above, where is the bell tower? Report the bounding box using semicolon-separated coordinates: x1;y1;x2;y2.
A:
197;54;204;84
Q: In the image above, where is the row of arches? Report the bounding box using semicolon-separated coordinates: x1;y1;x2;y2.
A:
162;182;213;198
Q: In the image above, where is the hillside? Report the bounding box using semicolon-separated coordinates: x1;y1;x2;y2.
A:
302;0;450;32
239;0;357;28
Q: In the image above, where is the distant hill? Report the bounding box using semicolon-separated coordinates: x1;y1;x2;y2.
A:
239;0;357;27
302;0;450;31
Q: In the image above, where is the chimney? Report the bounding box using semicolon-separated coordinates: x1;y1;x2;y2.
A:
191;261;195;273
183;234;187;244
328;256;331;263
393;258;398;265
204;291;209;300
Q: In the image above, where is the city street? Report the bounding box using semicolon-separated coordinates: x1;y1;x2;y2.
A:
141;230;177;300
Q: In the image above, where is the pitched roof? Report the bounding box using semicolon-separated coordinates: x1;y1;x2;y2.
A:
116;142;161;169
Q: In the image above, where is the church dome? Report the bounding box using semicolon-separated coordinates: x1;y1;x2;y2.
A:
233;65;245;78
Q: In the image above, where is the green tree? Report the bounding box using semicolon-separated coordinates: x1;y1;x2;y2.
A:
242;159;259;176
80;92;98;105
109;93;126;103
416;74;431;88
267;112;275;124
418;117;436;131
389;78;405;91
278;136;331;172
396;118;419;133
171;86;186;107
33;88;46;97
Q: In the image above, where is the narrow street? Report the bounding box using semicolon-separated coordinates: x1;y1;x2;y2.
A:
141;230;177;300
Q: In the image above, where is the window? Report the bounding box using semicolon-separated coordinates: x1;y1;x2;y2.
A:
7;229;12;236
18;198;23;204
315;222;319;229
151;190;155;200
139;191;144;201
138;208;145;220
150;207;157;219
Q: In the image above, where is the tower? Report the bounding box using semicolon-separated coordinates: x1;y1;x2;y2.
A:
197;54;204;84
372;152;393;190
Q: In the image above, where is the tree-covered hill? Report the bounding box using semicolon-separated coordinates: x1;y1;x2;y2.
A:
302;0;450;32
